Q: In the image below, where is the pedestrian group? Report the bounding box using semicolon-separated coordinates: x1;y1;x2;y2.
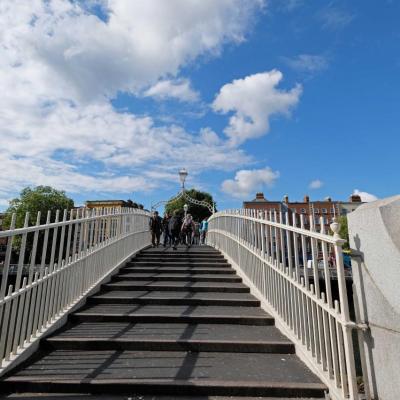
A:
149;210;208;250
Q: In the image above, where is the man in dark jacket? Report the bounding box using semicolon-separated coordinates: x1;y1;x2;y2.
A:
162;212;171;247
168;210;181;250
149;211;162;247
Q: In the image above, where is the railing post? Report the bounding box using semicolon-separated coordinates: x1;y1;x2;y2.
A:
260;211;265;257
331;219;358;399
348;195;400;400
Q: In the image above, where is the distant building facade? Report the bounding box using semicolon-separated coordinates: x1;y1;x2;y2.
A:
337;194;363;216
85;200;130;211
243;193;364;231
85;200;143;213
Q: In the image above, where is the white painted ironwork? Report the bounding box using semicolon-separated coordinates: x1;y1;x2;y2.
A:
151;190;184;211
151;169;215;214
182;190;215;214
207;209;371;400
0;207;151;372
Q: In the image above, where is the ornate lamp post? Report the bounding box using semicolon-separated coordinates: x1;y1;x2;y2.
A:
179;168;188;190
151;169;215;215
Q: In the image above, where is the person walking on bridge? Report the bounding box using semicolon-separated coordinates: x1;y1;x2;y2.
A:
149;211;162;247
181;213;196;248
162;212;171;247
199;217;208;245
168;210;181;250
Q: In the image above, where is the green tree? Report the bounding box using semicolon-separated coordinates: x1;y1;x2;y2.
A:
3;186;74;263
4;186;74;228
165;189;215;222
339;215;350;250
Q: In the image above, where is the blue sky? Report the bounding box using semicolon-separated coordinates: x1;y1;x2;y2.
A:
1;0;399;211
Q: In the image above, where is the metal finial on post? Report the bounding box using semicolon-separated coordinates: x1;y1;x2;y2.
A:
330;217;341;239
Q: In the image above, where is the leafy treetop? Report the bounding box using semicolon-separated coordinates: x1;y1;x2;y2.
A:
164;189;215;222
4;186;74;228
338;215;350;250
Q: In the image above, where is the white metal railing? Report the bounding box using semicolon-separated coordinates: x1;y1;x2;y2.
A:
0;207;151;371
207;209;371;400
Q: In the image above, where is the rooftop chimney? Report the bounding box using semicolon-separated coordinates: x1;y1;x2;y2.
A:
255;192;266;201
350;194;362;203
283;195;289;203
303;195;310;203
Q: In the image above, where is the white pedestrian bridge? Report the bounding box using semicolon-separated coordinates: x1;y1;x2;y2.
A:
0;197;399;400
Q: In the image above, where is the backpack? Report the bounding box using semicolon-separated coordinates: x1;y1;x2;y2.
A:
182;218;193;232
169;216;180;233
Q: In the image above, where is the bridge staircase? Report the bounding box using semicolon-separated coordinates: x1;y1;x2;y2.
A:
1;245;326;399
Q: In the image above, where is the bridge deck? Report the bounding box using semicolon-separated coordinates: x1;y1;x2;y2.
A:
0;245;326;399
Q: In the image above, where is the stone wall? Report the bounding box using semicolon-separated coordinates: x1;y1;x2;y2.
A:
348;195;400;400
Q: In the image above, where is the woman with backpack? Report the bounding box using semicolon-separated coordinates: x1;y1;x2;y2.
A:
181;213;196;248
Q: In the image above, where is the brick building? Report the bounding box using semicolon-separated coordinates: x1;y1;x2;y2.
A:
337;194;363;216
85;200;131;211
85;200;144;213
243;193;363;231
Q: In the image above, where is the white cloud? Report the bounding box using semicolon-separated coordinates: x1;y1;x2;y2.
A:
353;189;378;203
144;79;200;102
0;0;263;199
221;167;280;198
0;0;264;103
0;101;250;197
282;54;328;73
275;0;303;12
0;199;10;207
318;5;354;30
212;70;302;145
309;179;324;189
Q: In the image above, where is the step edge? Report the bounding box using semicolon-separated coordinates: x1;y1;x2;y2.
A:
2;377;327;390
45;338;293;346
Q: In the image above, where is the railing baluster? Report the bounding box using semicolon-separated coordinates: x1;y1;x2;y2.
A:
12;277;27;354
0;214;16;303
34;211;51;335
7;214;29;356
45;210;60;324
0;286;14;363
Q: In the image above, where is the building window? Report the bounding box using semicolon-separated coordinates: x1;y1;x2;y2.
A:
322;208;327;214
331;207;336;214
300;208;306;214
314;208;320;214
